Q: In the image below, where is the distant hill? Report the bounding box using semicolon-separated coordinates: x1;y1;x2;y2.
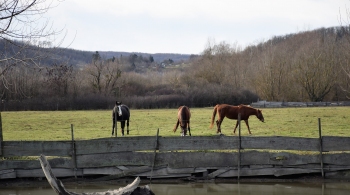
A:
98;51;192;64
0;40;193;66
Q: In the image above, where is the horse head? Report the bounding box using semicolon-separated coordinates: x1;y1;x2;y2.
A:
256;109;264;122
117;105;123;116
115;101;123;116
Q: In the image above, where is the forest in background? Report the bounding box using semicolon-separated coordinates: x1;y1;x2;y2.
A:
1;26;350;110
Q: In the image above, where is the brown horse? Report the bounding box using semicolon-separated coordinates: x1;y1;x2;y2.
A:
173;106;191;136
209;104;264;134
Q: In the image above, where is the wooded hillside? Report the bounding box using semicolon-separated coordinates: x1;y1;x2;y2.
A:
0;26;350;110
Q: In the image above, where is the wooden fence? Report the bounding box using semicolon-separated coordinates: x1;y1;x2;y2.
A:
1;134;350;180
251;101;350;108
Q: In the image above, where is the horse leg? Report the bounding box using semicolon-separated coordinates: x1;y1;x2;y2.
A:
216;119;223;134
126;119;130;135
233;121;239;134
188;122;191;136
121;121;125;136
181;126;186;136
244;120;252;134
112;119;115;136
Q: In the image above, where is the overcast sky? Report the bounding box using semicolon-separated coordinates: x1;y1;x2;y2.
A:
47;0;350;54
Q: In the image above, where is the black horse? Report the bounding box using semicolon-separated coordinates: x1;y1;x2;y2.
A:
112;101;130;136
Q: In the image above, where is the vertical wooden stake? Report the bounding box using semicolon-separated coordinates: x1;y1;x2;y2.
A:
238;113;241;181
318;118;324;178
150;128;159;183
0;112;3;156
71;124;77;179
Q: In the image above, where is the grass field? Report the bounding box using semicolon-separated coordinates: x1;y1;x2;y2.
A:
1;107;350;141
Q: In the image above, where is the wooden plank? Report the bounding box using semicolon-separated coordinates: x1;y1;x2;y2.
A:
323;136;350;151
0;157;72;170
0;169;15;179
218;167;321;177
240;136;319;151
75;137;156;155
2;141;71;157
207;168;230;179
166;167;195;174
16;168;83;178
159;136;320;151
76;151;324;168
83;167;123;175
0;136;328;158
76;152;153;168
323;153;350;165
158;136;239;151
93;166;152;181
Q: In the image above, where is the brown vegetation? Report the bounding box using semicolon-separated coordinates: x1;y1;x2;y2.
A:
2;25;350;110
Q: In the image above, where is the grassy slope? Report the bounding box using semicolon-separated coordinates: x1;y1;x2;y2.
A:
1;107;350;141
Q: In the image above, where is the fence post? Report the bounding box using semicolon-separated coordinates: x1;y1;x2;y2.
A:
0;112;2;156
238;113;241;181
318;118;324;178
150;128;159;183
71;124;77;179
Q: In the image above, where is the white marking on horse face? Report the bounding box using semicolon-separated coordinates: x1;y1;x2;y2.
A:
117;105;122;116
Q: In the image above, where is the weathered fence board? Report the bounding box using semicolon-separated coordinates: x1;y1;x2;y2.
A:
75;137;156;155
240;136;319;151
0;158;72;170
75;151;323;168
218;167;322;177
16;168;83;178
158;136;239;151
2;141;71;156
323;136;350;151
2;136;350;158
0;169;15;179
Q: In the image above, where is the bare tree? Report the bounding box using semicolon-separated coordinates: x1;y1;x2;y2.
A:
84;52;122;96
0;0;64;99
294;31;339;102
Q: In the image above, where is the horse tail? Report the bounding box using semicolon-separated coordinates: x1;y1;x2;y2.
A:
209;105;218;128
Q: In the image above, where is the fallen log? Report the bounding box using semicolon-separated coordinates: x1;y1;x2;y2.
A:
38;154;155;195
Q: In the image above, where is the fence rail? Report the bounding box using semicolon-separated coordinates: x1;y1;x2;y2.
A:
251;101;350;108
1;135;350;180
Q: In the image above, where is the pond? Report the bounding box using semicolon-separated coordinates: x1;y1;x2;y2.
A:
1;182;350;195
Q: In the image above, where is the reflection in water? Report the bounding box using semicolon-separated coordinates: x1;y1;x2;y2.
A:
1;182;350;195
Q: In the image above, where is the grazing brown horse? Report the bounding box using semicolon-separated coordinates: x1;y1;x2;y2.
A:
173;106;191;136
209;104;264;134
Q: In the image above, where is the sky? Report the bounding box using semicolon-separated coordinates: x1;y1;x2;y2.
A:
46;0;350;54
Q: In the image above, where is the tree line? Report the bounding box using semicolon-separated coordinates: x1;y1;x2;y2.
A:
3;0;349;111
1;26;350;110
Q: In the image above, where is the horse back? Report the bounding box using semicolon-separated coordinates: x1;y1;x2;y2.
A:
178;106;190;123
221;105;239;120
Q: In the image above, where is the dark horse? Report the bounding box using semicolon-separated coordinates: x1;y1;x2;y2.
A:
173;106;191;136
112;101;130;136
209;104;264;134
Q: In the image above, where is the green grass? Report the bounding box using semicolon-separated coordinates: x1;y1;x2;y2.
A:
1;107;350;141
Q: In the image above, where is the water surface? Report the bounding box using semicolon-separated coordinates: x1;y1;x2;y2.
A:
1;182;350;195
